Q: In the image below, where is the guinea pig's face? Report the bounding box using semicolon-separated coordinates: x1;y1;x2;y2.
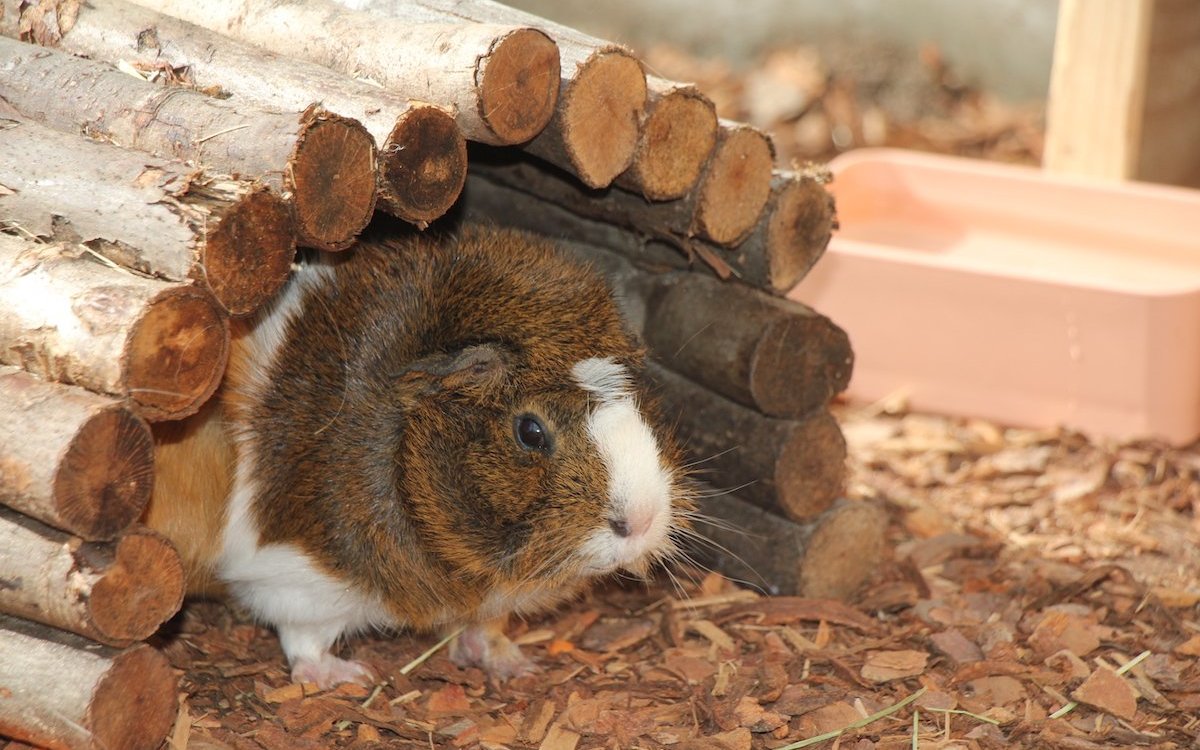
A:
398;346;681;593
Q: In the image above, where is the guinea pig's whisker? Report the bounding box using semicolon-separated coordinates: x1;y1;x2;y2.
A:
678;509;754;537
670;526;769;589
693;480;760;499
681;445;740;470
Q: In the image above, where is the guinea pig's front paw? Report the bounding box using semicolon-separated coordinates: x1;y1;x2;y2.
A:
291;654;376;689
450;621;539;680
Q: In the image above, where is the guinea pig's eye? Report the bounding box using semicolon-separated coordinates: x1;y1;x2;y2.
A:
514;414;551;453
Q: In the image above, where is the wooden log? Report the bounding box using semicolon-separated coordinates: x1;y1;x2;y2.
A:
462;157;835;293
127;0;559;147
0;32;373;252
0;508;184;646
0;235;229;422
535;239;852;419
641;272;852;419
2;148;283;316
0;614;177;750
748;167;838;292
340;0;648;189
0;368;153;541
689;494;887;598
648;363;846;523
691;121;776;246
0;115;291;317
9;0;466;226
616;77;719;201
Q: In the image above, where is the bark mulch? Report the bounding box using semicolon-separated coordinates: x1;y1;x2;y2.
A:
138;399;1200;750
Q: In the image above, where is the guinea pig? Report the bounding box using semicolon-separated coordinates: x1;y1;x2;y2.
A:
146;227;691;688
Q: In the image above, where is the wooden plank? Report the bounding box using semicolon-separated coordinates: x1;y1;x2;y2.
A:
1043;0;1154;179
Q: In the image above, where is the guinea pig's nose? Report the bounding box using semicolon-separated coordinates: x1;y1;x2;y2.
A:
609;512;655;539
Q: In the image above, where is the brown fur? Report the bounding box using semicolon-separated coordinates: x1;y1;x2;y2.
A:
145;395;232;596
152;227;686;631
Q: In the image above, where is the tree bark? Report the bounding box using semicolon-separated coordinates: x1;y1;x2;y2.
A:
0;234;229;422
5;0;466;227
689;494;887;598
615;77;718;201
126;0;559;147
0;367;153;540
0;508;184;646
0;614;177;750
462;156;835;294
648;363;846;522
337;0;648;189
0;32;374;252
0;115;292;317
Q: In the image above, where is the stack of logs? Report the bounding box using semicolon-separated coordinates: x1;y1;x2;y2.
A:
0;0;884;747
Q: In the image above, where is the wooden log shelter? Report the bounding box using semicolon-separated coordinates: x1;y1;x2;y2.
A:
0;1;872;746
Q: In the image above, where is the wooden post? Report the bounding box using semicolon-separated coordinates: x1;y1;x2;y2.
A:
0;34;374;252
126;0;560;147
0;615;177;750
342;0;649;189
1043;0;1154;180
0;235;229;422
616;78;719;201
648;364;846;522
5;0;467;226
0;508;184;646
0;368;153;540
690;494;887;598
0;115;292;318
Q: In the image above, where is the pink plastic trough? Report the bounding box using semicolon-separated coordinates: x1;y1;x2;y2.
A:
790;148;1200;445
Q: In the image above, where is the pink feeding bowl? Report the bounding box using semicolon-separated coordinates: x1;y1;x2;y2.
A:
790;148;1200;445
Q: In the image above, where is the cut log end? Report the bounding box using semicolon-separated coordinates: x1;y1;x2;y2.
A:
797;500;888;599
478;27;560;145
88;529;185;643
765;177;836;292
624;88;718;201
125;288;228;422
89;644;178;750
694;126;775;245
290;112;378;251
378;106;468;225
560;49;647;188
776;411;848;522
204;186;295;317
750;315;853;419
56;404;153;540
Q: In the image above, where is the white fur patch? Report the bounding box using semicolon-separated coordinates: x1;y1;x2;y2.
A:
571;358;673;573
218;257;393;667
572;357;633;405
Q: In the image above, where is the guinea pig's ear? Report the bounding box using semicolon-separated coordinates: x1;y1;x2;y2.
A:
394;343;509;400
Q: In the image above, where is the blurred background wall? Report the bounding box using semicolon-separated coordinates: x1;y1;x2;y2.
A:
506;0;1059;101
